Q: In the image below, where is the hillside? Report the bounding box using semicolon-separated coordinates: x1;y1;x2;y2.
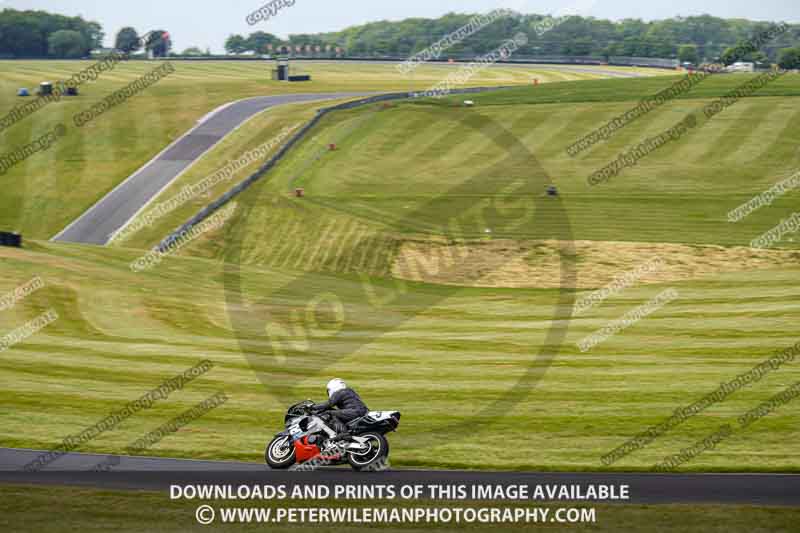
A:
0;60;627;240
3;73;799;472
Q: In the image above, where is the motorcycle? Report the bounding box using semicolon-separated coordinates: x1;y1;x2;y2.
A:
265;400;401;471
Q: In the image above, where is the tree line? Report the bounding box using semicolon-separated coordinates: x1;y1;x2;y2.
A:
1;7;798;67
228;12;800;66
0;9;175;59
0;9;102;58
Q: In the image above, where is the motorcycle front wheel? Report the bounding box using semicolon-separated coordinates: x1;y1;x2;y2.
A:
347;433;389;472
265;435;296;469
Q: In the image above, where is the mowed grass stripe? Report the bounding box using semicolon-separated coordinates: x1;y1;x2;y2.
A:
748;105;800;167
722;101;787;164
688;100;761;163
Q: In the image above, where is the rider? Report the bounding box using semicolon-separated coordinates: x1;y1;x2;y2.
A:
312;378;369;439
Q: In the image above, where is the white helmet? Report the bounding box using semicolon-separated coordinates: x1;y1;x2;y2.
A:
326;378;347;398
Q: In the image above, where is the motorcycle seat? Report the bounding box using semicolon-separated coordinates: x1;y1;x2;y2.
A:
346;416;366;427
346;411;399;427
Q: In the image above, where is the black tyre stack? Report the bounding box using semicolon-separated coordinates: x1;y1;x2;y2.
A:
0;232;22;248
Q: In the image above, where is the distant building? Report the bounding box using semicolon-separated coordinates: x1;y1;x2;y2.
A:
726;62;755;73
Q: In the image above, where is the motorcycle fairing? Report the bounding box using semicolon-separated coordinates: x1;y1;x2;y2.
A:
293;436;321;462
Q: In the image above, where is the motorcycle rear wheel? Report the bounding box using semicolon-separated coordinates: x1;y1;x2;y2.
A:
266;435;296;469
347;433;389;472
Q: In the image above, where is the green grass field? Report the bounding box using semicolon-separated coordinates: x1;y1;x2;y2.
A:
124;73;800;252
0;60;657;240
2;485;799;533
1;65;799;473
1;242;798;470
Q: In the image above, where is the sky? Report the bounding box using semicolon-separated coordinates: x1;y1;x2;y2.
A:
2;0;797;53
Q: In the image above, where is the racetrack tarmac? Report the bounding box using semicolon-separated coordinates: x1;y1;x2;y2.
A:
1;448;798;505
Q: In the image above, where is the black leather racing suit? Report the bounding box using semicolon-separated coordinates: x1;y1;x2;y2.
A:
312;388;369;432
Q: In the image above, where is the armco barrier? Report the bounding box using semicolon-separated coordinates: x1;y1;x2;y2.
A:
609;56;679;69
156;86;514;252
